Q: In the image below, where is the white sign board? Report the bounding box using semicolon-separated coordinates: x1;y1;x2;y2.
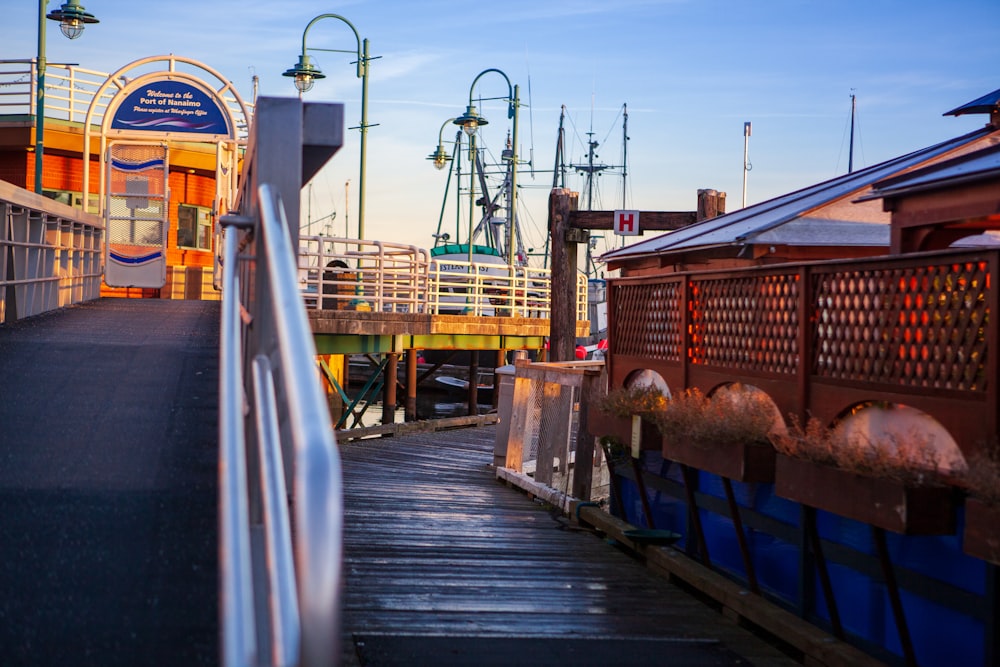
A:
614;209;640;236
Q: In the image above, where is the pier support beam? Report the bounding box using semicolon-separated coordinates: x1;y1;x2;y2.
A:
404;349;417;421
382;352;398;427
467;350;479;416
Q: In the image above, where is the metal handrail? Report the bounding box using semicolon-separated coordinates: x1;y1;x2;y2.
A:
251;355;301;666
219;224;256;666
219;183;343;667
257;184;342;667
298;233;589;320
0;181;103;323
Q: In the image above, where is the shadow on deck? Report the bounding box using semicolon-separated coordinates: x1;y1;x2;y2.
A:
0;298;219;667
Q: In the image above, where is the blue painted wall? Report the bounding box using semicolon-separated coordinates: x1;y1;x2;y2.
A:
613;451;989;666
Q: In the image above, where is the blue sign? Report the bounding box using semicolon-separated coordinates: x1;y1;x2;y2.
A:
111;79;230;135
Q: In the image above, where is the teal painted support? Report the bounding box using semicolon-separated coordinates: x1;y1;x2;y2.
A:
338;355;388;429
344;376;384;429
317;358;350;404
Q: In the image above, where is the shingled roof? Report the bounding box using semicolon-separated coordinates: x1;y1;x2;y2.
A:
602;125;998;267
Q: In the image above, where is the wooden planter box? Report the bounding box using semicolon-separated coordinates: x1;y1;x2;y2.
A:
588;411;661;454
963;497;1000;566
775;454;956;535
662;437;775;483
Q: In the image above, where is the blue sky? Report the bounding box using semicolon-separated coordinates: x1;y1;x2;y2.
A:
6;0;1000;258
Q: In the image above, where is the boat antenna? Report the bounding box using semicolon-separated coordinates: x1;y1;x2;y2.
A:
249;68;259;106
527;73;535;178
523;46;536;179
742;121;752;208
848;90;856;173
621;103;629;210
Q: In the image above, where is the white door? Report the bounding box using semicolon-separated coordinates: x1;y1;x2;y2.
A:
104;143;169;288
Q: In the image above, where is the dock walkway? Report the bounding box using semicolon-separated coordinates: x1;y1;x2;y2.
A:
339;424;800;666
0;299;219;667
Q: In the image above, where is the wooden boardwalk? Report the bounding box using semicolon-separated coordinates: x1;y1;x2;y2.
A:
338;424;801;666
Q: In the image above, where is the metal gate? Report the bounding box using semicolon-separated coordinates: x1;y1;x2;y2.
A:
104;143;168;288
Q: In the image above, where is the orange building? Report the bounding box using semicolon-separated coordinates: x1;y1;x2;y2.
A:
0;55;249;299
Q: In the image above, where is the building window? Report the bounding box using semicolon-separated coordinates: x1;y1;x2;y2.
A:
43;189;99;214
177;204;212;250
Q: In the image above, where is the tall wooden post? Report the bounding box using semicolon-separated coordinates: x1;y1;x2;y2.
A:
548;188;580;362
382;352;398;426
404;349;417;421
494;348;506;409
467;350;479;415
572;369;600;500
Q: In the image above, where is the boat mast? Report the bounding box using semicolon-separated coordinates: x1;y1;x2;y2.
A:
848;92;856;173
621;103;628;211
742;121;752;208
544;106;568;269
553;105;566;190
569;103;626;277
584;132;598;210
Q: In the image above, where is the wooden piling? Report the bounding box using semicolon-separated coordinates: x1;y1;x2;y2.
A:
548;188;580;362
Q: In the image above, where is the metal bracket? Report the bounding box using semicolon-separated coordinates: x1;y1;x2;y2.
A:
219;213;255;229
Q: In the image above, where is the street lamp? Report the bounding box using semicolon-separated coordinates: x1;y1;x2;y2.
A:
283;14;373;240
35;0;98;194
428;118;462;247
453;69;520;266
426;117;456;171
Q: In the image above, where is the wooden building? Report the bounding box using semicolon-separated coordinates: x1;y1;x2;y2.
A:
589;89;1000;666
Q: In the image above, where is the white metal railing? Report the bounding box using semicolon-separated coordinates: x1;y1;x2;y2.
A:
299;234;589;320
1;59;115;126
0;59;252;137
577;271;589;322
0;180;103;323
299;236;429;313
219;184;342;667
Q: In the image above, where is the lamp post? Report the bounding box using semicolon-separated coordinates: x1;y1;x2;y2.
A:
452;69;520;266
426;117;455;171
35;0;98;195
283;14;373;240
427;118;459;245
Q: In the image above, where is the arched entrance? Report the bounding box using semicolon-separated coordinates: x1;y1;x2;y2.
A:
80;56;249;289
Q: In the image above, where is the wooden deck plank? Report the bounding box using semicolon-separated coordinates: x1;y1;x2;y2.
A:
338;424;802;666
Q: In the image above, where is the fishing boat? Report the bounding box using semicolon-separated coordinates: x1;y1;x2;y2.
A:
428;242;511;316
427;101;630;340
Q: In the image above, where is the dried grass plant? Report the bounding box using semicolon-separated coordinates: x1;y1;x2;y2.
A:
962;444;1000;507
599;384;667;419
650;385;776;448
772;415;945;486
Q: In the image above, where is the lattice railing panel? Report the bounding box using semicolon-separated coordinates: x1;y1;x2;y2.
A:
813;260;990;391
689;273;800;374
613;280;683;361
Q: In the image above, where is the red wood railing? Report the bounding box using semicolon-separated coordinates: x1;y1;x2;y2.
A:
607;247;999;462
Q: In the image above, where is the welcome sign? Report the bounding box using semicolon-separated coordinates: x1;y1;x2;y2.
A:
110;78;230;135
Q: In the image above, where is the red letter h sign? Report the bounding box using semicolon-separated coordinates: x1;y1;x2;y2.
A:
614;210;640;236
